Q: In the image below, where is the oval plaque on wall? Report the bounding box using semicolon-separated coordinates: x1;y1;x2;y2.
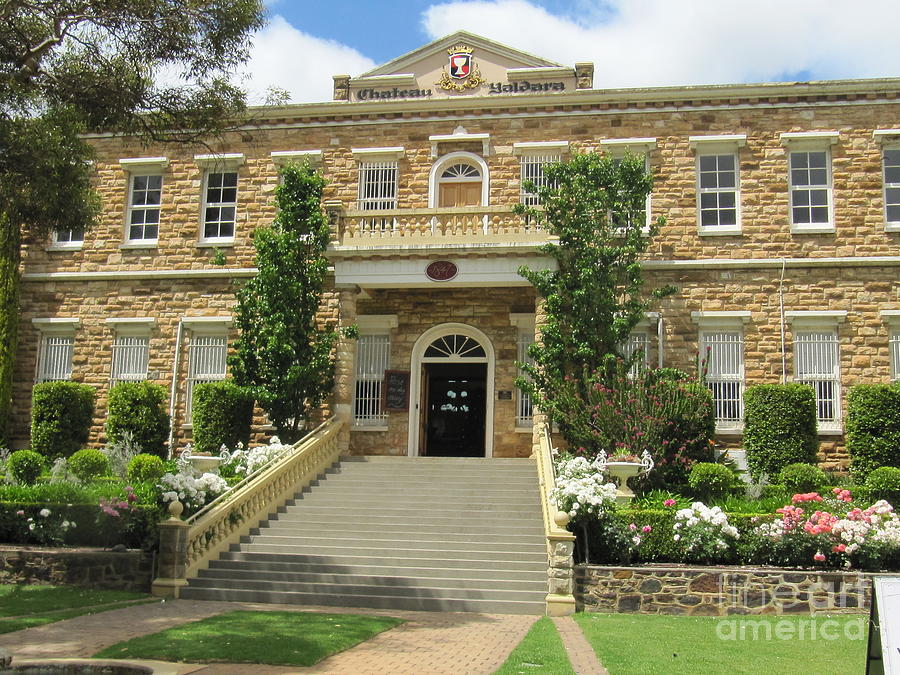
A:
425;260;458;282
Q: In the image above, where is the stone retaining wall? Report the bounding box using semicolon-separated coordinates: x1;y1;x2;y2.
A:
577;564;879;615
0;546;153;592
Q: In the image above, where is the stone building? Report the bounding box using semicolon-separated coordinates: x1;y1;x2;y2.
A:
12;31;900;468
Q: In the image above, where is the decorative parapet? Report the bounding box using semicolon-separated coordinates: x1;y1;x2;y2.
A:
151;418;344;598
534;423;576;616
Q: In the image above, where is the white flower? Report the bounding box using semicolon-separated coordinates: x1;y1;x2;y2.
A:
39;508;51;517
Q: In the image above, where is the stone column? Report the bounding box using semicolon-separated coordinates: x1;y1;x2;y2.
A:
531;295;550;456
151;502;190;598
547;533;577;616
333;286;359;455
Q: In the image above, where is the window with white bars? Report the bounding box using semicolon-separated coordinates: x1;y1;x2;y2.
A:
111;336;149;385
127;174;162;242
884;148;900;225
202;171;238;241
37;336;74;382
358;161;398;210
789;150;832;227
186;335;227;420
609;155;651;231
794;330;841;430
354;334;391;426
697;153;739;228
890;331;900;381
516;329;534;427
700;331;744;429
622;332;650;376
520;154;561;206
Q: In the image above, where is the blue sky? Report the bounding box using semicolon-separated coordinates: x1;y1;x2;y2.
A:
244;0;900;105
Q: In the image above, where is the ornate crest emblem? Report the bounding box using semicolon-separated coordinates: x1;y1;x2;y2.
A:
437;45;485;92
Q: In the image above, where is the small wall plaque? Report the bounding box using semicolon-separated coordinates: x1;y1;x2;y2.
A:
425;260;458;282
497;390;513;400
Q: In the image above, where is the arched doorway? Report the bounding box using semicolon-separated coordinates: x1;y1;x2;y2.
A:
428;151;489;208
407;323;495;457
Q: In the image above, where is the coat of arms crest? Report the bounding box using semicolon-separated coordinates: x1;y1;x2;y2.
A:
437;45;485;92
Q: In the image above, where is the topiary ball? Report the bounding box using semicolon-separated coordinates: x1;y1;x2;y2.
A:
126;453;166;484
687;462;737;500
67;448;111;483
777;462;828;494
7;450;45;485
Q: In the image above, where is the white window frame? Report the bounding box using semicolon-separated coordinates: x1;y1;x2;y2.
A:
107;318;154;386
49;226;85;250
352;147;403;212
881;310;900;382
182;317;231;423
119;157;167;247
692;311;750;433
780;132;839;234
690;135;746;236
195;154;244;246
599;138;656;233
874;132;900;232
787;311;846;434
352;315;397;429
514;142;569;207
32;318;79;383
511;313;536;429
125;173;163;245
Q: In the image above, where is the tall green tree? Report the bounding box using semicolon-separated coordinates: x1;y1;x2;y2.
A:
0;0;266;443
516;151;675;447
230;163;349;442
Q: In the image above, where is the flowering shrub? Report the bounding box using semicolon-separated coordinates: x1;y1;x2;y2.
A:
158;471;229;514
672;502;739;564
17;507;74;545
551;455;618;521
222;437;292;478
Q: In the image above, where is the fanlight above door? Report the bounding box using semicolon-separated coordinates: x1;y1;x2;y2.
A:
423;334;486;359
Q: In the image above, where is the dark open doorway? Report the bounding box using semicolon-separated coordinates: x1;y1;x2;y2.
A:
421;362;487;457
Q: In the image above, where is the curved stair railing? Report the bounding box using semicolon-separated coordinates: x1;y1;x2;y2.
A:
152;417;344;598
534;423;576;615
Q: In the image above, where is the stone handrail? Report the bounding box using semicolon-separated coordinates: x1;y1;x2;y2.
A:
334;205;550;246
151;418;343;598
534;423;576;616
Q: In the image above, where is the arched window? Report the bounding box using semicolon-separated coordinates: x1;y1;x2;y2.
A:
423;334;486;359
438;161;482;207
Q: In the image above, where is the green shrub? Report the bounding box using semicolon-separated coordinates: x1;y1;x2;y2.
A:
127;453;165;484
31;381;96;459
743;383;818;479
192;380;254;454
865;467;900;504
777;462;828;494
106;381;170;459
687;462;736;500
7;450;44;485
67;448;110;482
847;383;900;480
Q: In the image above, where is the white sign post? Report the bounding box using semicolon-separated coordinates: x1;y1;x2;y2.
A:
868;577;900;674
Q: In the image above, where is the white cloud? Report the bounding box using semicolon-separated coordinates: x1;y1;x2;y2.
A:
238;15;376;105
421;0;900;87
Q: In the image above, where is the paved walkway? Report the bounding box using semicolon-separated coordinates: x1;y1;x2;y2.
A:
0;599;607;674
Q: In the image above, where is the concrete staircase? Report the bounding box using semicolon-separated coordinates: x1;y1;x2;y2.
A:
181;456;548;614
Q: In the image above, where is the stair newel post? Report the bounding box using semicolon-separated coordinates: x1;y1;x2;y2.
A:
151;500;190;598
546;511;576;616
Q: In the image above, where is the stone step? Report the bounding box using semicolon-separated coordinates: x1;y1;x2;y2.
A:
302;481;539;496
277;503;541;519
241;533;546;554
196;568;546;593
233;541;547;563
251;523;546;541
209;556;547;578
178;585;545;615
289;494;541;508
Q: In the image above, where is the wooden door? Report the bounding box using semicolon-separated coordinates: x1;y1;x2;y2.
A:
438;181;481;207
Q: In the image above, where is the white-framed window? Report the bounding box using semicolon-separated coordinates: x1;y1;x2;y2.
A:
107;318;154;386
787;311;846;433
514;142;568;206
32;319;79;383
780;132;838;233
515;328;535;428
51;226;85;249
884;311;900;381
599;138;656;232
690;135;745;235
126;174;162;243
352;315;397;428
357;160;398;210
186;335;227;420
883;147;900;227
693;312;750;432
623;332;649;376
202;171;238;241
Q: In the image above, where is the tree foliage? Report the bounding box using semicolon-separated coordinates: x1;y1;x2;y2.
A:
515;151;675;446
230;163;348;441
0;0;265;443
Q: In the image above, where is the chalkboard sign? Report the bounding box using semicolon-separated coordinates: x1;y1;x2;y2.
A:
382;370;410;412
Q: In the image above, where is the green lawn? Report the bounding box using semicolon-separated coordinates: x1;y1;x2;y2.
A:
94;610;404;667
574;612;869;675
494;616;574;675
0;584;155;634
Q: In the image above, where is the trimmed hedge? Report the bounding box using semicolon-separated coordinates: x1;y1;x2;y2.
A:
68;448;110;482
688;463;736;500
106;381;170;458
866;467;900;504
192;380;254;454
847;383;900;480
7;450;44;485
31;381;96;459
743;383;818;479
777;462;828;494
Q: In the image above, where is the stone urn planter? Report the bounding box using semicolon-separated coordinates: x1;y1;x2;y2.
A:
179;446;229;475
597;451;655;504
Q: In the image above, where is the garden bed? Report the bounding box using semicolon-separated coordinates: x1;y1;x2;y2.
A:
577;563;878;616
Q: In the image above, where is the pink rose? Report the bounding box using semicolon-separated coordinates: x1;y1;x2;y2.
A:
813;552;826;562
663;499;676;507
